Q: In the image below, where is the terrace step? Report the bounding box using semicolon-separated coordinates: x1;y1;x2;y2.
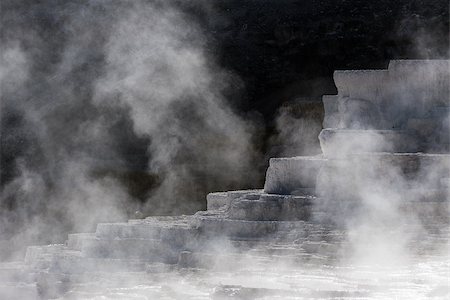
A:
95;222;196;240
264;156;325;194
66;233;95;251
319;129;419;156
81;237;184;263
227;193;314;221
0;262;35;284
206;189;263;210
196;215;318;240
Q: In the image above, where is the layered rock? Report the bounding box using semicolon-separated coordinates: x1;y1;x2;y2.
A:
1;60;448;299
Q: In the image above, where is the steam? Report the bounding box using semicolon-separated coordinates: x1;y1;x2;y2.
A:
0;1;448;298
94;0;260;215
0;4;132;258
395;12;450;59
0;0;259;260
269;99;323;157
315;61;449;274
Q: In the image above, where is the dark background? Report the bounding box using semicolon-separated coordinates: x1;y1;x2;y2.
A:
211;0;448;117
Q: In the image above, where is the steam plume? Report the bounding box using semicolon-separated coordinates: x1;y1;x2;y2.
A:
0;0;259;260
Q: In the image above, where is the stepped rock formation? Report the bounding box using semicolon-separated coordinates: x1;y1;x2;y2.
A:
1;60;449;299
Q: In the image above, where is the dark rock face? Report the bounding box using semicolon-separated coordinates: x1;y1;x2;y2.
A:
209;0;449;117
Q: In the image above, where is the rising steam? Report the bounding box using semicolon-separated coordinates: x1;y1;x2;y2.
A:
0;1;448;299
0;0;259;260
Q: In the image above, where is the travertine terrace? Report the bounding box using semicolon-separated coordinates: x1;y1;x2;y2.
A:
1;60;449;299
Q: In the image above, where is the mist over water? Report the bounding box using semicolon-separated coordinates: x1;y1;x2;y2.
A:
0;0;261;260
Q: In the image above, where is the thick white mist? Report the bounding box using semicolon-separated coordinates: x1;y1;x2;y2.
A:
0;0;259;260
94;0;260;215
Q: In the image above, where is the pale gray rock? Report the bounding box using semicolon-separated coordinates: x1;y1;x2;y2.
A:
227;193;313;221
206;192;229;210
319;129;419;156
264;156;325;194
66;233;95;251
388;60;450;108
0;282;38;300
440;178;450;188
322;95;340;128
337;96;381;129
333;69;387;102
330;60;449;131
3;60;449;299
